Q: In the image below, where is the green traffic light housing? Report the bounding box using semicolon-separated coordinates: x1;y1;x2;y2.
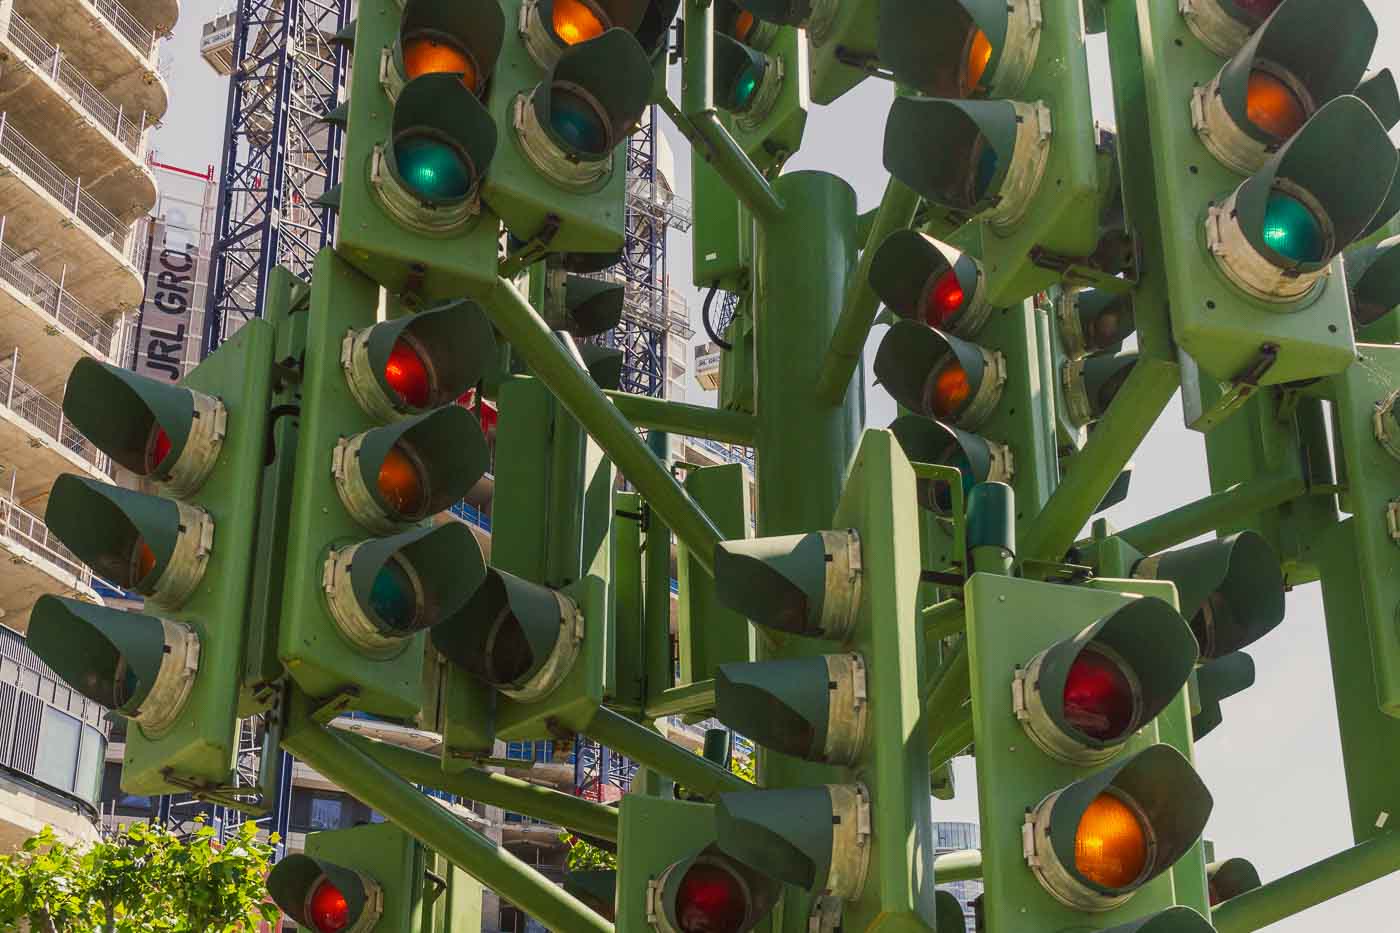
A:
1134;531;1285;660
324;522;486;657
580;343;625;390
332;406;490;534
1056;289;1135;359
388;0;505;99
714;32;779;118
373;72;498;234
1013;597;1198;766
1208;856;1262;906
1181;0;1281;58
432;568;585;701
874;320;1006;430
889;415;1012;515
46;475;211;609
1192;651;1256;739
342;301;498;423
884;97;1051;230
715;654;868;765
1063;351;1138;427
267;853;384;933
712;529;862;639
514;29;651;185
717;784;871;899
28;596;198;735
878;0;1042;100
62;358;225;497
1100;907;1217;933
1024;744;1213;911
648;844;779;933
1207;96;1397;302
1192;0;1375;174
716;0;777;50
730;0;809;28
1347;234;1400;328
869;229;991;337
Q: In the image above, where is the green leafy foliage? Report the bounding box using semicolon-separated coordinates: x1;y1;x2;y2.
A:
561;832;617;872
0;820;280;932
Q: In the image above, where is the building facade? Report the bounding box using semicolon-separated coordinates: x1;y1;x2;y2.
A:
0;0;176;852
936;820;984;932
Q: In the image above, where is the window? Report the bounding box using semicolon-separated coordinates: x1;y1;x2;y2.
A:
309;796;343;830
75;725;105;805
33;706;79;793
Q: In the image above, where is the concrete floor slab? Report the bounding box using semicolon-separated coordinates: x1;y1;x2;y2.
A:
0;360;111;508
0;250;118;394
0;498;101;633
11;0;168;120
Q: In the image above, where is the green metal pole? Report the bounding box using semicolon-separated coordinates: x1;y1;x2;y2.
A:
604;391;758;446
644;680;717;718
755;172;864;536
474;278;724;576
1021;358;1179;562
924;638;970;739
643;431;677;707
1116;473;1309;557
336;730;619;841
1212;832;1400;933
282;713;612;933
673;0;783;222
934;850;983;883
814;174;921;406
582;707;752;798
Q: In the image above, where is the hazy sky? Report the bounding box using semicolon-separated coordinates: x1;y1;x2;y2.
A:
151;3;1400;927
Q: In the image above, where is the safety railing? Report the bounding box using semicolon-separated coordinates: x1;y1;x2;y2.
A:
0;348;112;475
87;0;157;57
0;235;117;356
0;493;92;585
0;112;134;256
6;14;145;155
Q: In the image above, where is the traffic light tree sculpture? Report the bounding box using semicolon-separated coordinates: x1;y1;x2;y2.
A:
30;0;1400;929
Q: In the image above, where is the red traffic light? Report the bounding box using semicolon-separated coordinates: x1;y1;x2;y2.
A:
384;337;433;408
675;862;750;933
307;877;351;932
924;269;966;329
1062;647;1137;743
146;425;173;473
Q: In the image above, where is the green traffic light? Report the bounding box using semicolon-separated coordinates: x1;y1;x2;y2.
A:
732;60;762;110
370;557;420;632
394;133;472;200
548;87;610;155
1262;189;1326;263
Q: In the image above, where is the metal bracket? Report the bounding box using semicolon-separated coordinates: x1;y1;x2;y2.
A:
499;215;562;279
833;47;894;81
1030;246;1139;295
1185;343;1280;432
160;769;271;815
1386;500;1400;544
310;688;361;725
1019;559;1095;583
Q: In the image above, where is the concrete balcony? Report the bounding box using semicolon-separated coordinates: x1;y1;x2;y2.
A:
0;348;112;509
0;238;119;393
0;12;156;216
9;0;168;121
0;492;101;632
0;113;143;310
123;0;176;40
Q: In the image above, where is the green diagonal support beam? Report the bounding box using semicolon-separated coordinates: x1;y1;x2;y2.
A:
1117;473;1309;557
282;698;612;933
474;276;725;576
582;706;752;799
604;391;758;446
333;729;620;841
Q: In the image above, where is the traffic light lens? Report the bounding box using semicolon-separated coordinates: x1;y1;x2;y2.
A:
971;138;999;202
384;338;432;408
731;62;763;111
930;361;972;419
145;425;173;474
369;556;420;632
1236;0;1283;16
394;134;472;201
115;659;140;707
1063;647;1137;741
962;29;993;96
553;0;607;45
377;445;426;517
1262;190;1326;263
307;878;350;933
676;862;748;933
132;538;157;584
402;36;478;91
1075;793;1149;889
1245;70;1307;141
924;269;966;328
549;87;609;155
734;10;755;42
